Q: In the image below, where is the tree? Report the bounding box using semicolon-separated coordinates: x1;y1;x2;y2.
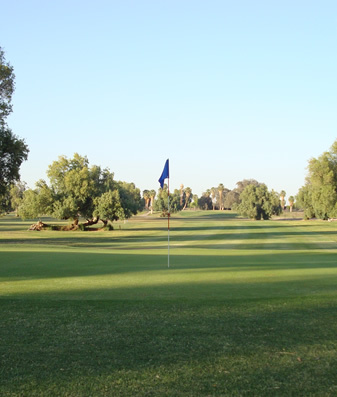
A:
0;48;29;210
224;190;239;209
154;185;181;216
280;190;286;209
9;181;26;215
0;47;15;125
180;184;184;206
198;190;212;210
149;189;156;214
117;181;142;219
183;187;192;210
218;184;225;210
93;190;124;226
19;180;54;220
297;140;337;220
18;154;141;228
235;183;282;220
143;190;150;210
296;185;315;219
288;195;295;212
210;187;217;210
190;194;199;210
0;126;29;198
224;179;260;209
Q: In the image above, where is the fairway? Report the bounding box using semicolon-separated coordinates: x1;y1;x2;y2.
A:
1;211;337;396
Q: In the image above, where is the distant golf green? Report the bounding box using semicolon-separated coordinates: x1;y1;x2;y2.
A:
1;211;337;396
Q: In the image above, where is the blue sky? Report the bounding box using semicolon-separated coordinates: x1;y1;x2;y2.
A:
1;0;336;202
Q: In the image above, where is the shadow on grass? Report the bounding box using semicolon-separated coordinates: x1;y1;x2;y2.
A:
1;250;337;282
1;297;337;396
2;228;337;250
2;216;337;242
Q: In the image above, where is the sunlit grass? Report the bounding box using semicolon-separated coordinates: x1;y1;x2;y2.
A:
1;211;337;395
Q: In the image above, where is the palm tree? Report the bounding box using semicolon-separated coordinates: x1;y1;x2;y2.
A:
191;194;199;210
218;183;225;210
210;187;217;210
150;189;156;214
180;184;184;206
183;187;192;210
280;190;286;209
143;190;150;210
288;195;295;212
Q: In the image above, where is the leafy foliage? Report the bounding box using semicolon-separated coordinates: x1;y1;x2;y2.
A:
18;154;141;226
0;126;29;198
154;185;182;215
0;48;29;212
235;183;282;220
297;140;337;219
0;47;15;125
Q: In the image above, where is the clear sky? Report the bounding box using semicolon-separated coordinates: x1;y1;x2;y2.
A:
1;0;336;202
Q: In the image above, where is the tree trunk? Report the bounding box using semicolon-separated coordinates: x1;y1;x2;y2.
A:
83;217;100;226
183;194;190;210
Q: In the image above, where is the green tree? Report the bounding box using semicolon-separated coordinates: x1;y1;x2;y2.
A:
0;47;15;125
143;190;150;210
210;187;217;210
117;181;142;219
19;180;54;220
149;189;156;214
224;179;259;209
0;48;29;212
183;187;192;210
288;195;295;212
218;184;225;210
297;140;337;219
224;190;239;209
0;126;29;198
19;154;141;227
280;190;286;209
93;190;124;226
180;184;184;206
154;185;181;216
236;184;281;220
199;190;212;210
9;181;26;215
296;185;315;219
190;194;199;210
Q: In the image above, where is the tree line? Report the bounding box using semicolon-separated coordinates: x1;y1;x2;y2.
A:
147;180;295;220
1;46;335;224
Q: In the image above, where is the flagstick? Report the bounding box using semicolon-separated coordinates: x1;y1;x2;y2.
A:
168;178;170;268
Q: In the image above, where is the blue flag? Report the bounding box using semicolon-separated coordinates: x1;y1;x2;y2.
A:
158;159;169;188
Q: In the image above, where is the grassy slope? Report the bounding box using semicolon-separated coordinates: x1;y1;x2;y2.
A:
1;212;337;396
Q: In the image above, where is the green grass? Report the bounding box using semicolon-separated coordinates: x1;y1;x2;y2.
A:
1;211;337;396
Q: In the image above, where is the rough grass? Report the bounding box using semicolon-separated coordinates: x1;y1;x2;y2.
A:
1;211;337;396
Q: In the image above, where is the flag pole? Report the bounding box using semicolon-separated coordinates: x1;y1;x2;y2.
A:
168;176;170;268
158;159;170;268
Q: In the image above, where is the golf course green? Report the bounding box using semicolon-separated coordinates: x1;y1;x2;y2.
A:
1;211;337;396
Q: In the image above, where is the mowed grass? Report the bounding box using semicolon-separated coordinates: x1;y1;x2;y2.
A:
1;211;337;396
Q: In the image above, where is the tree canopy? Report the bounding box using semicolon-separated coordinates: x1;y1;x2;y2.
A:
0;124;29;204
297;140;337;219
19;154;142;228
235;183;282;220
0;47;29;211
0;47;15;125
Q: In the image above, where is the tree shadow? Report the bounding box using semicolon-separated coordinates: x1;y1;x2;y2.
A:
1;297;337;395
1;250;337;282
